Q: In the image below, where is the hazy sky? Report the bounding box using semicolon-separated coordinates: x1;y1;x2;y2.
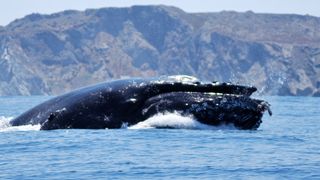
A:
1;0;319;26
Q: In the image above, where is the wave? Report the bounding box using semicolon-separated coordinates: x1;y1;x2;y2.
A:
0;116;40;132
128;112;235;130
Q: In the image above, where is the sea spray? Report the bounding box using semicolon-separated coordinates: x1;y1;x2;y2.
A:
129;112;236;130
0;116;40;132
0;116;12;129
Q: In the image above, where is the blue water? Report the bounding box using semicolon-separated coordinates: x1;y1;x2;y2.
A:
0;96;319;179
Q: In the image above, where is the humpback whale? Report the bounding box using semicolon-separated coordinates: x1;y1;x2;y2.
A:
10;75;271;130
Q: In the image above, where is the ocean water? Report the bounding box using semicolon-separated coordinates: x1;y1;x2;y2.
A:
0;96;319;179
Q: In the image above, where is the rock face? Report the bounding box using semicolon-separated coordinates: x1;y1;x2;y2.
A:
0;5;319;96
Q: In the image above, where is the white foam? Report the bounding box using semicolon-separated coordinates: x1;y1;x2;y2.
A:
0;113;235;132
0;116;13;128
128;112;235;130
0;124;41;132
0;116;40;132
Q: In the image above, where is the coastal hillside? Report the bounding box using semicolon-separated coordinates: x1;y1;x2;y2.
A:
0;5;319;96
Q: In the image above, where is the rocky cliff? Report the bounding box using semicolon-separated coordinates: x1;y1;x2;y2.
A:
0;5;319;96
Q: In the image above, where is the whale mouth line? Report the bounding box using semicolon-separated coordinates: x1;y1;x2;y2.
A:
146;92;272;116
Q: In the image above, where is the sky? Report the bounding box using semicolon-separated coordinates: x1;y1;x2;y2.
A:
1;0;319;26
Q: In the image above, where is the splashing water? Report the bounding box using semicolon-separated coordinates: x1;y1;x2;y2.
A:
0;116;40;132
1;112;235;132
129;112;235;130
0;116;12;128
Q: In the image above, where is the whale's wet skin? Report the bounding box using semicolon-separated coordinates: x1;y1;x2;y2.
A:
10;75;271;130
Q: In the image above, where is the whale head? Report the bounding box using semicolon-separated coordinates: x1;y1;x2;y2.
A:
11;75;271;130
